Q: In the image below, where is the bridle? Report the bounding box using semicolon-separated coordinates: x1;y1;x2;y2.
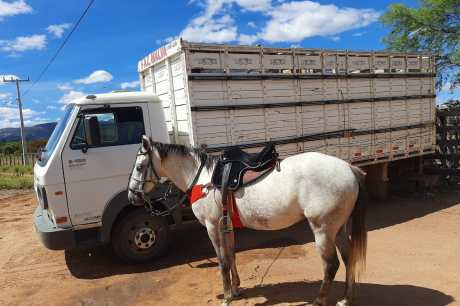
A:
128;144;208;216
128;146;161;204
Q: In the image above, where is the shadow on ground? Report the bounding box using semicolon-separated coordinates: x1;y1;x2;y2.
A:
66;190;460;280
237;281;454;306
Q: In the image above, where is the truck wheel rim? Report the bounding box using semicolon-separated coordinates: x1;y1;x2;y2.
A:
131;225;156;250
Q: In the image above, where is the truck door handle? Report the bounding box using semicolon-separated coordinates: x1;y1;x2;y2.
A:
68;158;86;166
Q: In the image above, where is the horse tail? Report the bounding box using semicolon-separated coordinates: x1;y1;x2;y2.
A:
349;165;368;283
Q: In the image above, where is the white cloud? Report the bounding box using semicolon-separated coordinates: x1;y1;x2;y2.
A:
0;92;12;101
47;23;72;38
181;13;237;43
120;80;140;89
258;1;380;42
0;0;32;20
352;31;366;37
182;0;380;45
0;74;19;84
59;90;85;105
238;33;258;45
0;34;46;53
247;21;256;28
180;0;270;43
74;70;113;85
46;105;57;110
57;83;73;91
0;106;44;128
233;0;271;11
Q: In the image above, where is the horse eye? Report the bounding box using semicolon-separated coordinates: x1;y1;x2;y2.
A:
136;165;142;171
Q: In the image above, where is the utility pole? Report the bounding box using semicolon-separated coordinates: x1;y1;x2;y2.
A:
3;76;30;165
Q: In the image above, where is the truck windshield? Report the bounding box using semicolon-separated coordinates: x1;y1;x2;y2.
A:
38;104;75;166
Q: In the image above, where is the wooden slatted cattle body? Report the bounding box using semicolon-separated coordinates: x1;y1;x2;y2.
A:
138;39;436;166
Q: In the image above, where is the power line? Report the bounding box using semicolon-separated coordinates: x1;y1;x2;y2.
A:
23;0;95;97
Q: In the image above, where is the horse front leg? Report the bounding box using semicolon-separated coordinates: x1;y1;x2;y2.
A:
205;221;233;306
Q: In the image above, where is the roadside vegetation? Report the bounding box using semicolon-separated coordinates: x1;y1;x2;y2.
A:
0;165;34;190
0;139;47;155
0;140;44;190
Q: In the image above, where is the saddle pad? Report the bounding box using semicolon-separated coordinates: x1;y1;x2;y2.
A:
187;185;244;228
188;185;206;204
212;159;277;190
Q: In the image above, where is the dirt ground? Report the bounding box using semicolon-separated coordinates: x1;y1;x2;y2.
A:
0;189;459;306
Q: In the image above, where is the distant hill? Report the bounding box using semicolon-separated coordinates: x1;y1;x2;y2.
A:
0;122;56;142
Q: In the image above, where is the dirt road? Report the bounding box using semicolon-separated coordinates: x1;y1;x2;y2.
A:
0;189;459;306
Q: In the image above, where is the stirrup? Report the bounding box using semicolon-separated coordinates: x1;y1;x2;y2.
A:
219;215;233;233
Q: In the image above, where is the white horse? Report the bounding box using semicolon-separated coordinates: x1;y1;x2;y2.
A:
128;136;367;306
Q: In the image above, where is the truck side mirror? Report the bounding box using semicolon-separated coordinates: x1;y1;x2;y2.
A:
83;116;101;147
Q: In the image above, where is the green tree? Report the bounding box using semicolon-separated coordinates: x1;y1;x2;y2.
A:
381;0;460;89
0;142;21;154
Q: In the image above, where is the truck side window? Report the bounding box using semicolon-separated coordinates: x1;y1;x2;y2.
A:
96;113;118;144
70;107;145;149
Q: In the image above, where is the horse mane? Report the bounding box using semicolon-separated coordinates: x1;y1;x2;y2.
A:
151;142;218;170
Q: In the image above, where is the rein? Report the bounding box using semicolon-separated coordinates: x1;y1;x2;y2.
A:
139;147;208;217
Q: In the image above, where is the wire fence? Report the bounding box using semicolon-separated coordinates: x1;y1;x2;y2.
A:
0;153;37;167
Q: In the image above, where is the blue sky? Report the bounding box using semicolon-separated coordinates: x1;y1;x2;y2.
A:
0;0;458;128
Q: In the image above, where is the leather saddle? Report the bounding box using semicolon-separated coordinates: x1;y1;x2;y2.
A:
212;143;279;191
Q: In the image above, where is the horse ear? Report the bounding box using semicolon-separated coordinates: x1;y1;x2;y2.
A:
142;135;150;150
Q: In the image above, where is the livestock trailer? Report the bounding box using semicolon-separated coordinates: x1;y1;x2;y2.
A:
138;39;436;165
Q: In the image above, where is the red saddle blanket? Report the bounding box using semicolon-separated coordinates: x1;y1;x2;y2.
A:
188;185;244;228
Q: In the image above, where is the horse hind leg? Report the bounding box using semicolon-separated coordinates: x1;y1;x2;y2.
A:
309;220;340;306
335;226;354;306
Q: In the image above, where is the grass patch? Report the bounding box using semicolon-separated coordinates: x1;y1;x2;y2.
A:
1;164;33;175
0;174;33;189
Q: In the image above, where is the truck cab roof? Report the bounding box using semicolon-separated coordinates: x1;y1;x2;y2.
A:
73;91;161;106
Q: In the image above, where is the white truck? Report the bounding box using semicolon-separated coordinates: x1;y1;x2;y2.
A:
34;39;436;262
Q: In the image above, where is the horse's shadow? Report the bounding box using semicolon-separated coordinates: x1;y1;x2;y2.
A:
234;280;454;306
65;190;460;280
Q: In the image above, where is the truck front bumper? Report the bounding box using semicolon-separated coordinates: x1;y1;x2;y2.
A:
34;207;76;250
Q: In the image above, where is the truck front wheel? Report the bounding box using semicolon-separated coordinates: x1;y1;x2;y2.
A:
111;208;170;263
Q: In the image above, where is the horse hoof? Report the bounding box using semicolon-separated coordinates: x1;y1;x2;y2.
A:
221;301;230;306
336;299;350;306
232;287;242;297
313;297;326;306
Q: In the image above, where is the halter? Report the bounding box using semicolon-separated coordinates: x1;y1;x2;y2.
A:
128;146;161;203
129;144;208;217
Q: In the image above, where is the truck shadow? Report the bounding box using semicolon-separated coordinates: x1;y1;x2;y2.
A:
66;189;460;279
236;280;454;306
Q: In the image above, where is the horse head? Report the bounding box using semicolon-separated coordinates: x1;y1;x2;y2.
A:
128;135;162;206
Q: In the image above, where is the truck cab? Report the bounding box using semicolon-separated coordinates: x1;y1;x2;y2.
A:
34;91;172;262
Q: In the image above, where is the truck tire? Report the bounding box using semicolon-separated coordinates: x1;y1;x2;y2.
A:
111;208;170;263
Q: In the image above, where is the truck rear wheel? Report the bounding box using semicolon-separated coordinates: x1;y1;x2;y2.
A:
111;208;170;263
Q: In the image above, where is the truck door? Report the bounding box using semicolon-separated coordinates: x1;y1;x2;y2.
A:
61;104;150;225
